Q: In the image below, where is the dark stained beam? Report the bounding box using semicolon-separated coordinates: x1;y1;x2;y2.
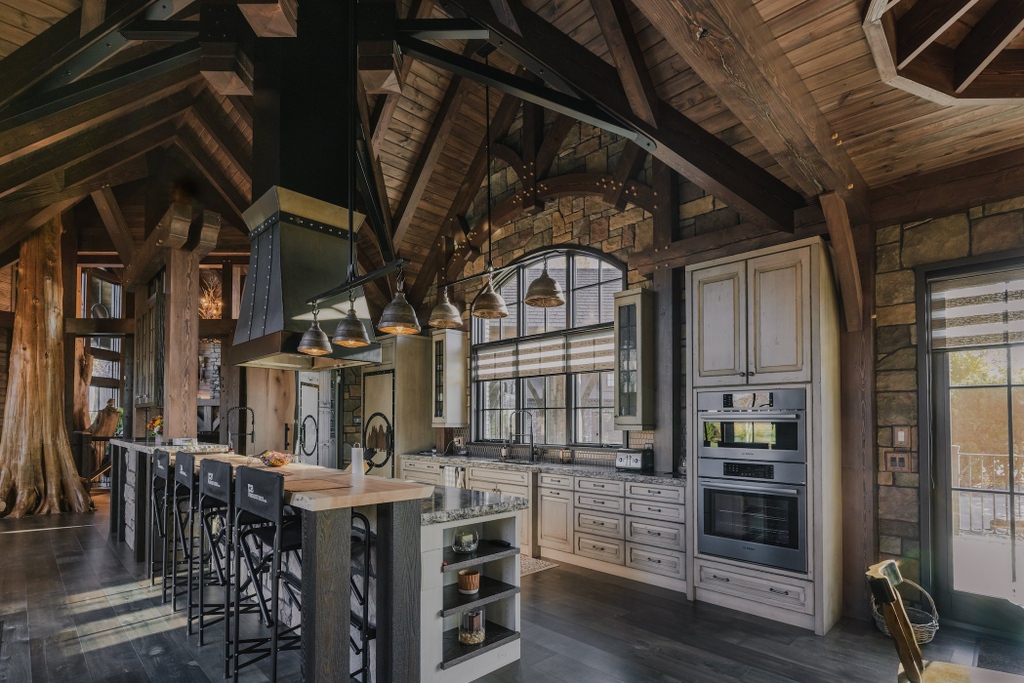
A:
407;88;521;308
604;142;647;210
122;201;192;290
371;0;436;158
190;210;222;260
0;157;147;221
521;101;543;212
897;0;982;69
187;94;253;178
81;0;107;36
172;127;249;228
628;0;867;223
954;0;1024;92
90;186;136;266
356;68;396;264
61;119;178;188
590;0;657;127
0;91;191;201
535;114;574;179
392;73;474;251
0;196;87;255
819;192;863;333
446;0;805;232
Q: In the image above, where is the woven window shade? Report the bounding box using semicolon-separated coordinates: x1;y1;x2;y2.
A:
930;269;1024;350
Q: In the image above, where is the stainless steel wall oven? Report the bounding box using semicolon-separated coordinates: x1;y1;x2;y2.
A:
697;389;808;573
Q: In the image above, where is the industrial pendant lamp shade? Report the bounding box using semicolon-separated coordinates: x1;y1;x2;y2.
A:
472;278;509;319
333;299;370;348
298;306;333;356
378;274;421;335
429;287;463;329
524;263;565;307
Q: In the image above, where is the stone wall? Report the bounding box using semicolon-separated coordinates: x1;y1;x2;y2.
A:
874;196;1024;581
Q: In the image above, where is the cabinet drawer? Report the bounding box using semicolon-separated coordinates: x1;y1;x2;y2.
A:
538;487;573;500
626;482;684;504
403;472;442;486
625;499;685;524
575;492;625;514
574;509;624;540
492;484;529;499
625;517;685;551
539;473;574;490
696;561;812;614
575;478;625;496
575;533;624;565
626;543;685;580
467;467;530;488
402;460;441;474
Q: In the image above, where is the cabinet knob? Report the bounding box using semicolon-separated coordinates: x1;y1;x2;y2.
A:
748;371;756;376
739;372;746;377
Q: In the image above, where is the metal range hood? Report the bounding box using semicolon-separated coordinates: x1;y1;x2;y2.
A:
227;187;382;370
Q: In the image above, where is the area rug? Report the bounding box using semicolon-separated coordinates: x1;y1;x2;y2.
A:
977;638;1024;675
521;557;558;577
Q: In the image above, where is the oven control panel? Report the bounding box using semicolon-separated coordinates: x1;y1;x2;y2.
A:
722;392;773;409
724;462;774;479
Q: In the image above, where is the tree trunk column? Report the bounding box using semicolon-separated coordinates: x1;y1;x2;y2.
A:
162;248;199;439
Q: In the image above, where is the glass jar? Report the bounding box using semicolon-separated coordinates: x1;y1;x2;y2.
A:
451;525;480;554
459;608;486;645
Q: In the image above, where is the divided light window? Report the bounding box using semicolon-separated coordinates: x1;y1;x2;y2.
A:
472;250;624;447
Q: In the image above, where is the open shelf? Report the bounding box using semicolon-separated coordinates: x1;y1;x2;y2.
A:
442;541;520;573
440;577;520;617
440;621;519;670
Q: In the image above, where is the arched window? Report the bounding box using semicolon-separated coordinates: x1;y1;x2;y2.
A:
471;248;626;447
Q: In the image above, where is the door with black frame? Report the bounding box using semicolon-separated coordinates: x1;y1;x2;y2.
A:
929;266;1024;634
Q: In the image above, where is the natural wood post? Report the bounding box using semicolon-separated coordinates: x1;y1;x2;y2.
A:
162;247;199;439
0;214;91;517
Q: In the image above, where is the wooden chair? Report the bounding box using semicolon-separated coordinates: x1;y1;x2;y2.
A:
867;560;1024;682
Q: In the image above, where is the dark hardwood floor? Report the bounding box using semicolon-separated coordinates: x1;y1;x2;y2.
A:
1;491;1022;683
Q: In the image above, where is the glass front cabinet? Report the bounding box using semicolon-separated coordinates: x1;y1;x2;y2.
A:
613;288;654;429
431;328;469;427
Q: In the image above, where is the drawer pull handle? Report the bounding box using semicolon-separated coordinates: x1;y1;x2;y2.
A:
647;557;662;564
594;484;605;488
769;587;791;596
646;530;662;536
593;521;605;526
710;574;730;583
650;508;662;513
596;500;605;505
650;490;661;495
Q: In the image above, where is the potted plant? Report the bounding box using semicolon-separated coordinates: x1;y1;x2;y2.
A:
146;415;164;444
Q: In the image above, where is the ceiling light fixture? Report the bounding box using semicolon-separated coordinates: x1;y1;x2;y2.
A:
472;59;509;320
524;258;565;307
297;303;333;356
378;268;421;335
429;285;463;329
333;292;371;347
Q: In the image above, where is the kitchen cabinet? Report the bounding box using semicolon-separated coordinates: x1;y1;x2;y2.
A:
690;245;811;386
613;289;654;429
431;329;468;428
466;467;534;556
537;487;573;552
401;459;443;486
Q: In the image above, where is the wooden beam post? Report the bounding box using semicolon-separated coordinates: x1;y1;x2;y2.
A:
162;246;199;439
122;201;192;291
820;192;864;333
90;186;136;266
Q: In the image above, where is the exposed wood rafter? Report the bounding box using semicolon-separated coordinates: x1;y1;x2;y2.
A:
897;0;982;69
0;197;87;256
590;0;657;127
0;157;147;222
604;142;647;210
122;201;192;290
819;192;863;333
90;186;136;265
954;0;1024;92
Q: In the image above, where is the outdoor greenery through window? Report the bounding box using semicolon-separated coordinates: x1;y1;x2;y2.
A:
472;249;624;447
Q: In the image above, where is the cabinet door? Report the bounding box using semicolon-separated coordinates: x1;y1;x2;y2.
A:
747;248;811;383
692;262;747;386
538;489;573;552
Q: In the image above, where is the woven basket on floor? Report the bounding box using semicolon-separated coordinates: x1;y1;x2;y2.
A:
871;578;939;644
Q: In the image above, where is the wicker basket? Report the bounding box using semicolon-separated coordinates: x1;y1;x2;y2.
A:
871;578;939;644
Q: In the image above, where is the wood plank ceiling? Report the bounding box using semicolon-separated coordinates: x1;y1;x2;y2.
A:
2;0;1024;304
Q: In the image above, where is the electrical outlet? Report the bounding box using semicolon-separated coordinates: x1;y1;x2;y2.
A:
454;436;464;447
882;449;916;473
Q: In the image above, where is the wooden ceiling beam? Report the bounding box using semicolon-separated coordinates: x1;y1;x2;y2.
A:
897;0;982;69
81;0;108;36
535;114;574;179
370;0;437;158
445;0;804;233
406;88;521;308
954;0;1024;92
170;129;249;231
122;201;192;290
187;95;252;178
189;210;222;261
819;192;863;333
629;0;868;224
392;72;475;251
0;157;148;222
604;142;647;210
61;119;178;188
90;186;136;266
0;197;87;256
521;101;543;213
590;0;657;127
0;90;191;201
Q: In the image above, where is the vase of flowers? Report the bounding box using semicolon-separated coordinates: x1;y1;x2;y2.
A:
147;415;164;444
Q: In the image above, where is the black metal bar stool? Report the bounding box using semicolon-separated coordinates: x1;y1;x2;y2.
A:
149;449;173;602
170;451;201;614
197;458;234;677
350;512;377;683
232;466;303;682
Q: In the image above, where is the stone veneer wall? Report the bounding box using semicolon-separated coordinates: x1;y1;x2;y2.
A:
874;196;1024;581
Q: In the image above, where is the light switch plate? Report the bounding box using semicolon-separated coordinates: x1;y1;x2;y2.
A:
893;426;911;449
454;436;464;447
883;449;916;473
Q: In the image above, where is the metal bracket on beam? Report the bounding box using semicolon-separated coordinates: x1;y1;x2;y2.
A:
394;18;490;41
398;36;656;151
120;19;201;42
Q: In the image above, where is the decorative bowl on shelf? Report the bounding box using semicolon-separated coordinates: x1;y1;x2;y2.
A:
457;569;480;595
259;450;294;467
451;525;480;554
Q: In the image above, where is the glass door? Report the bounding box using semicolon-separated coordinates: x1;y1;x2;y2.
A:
935;347;1024;630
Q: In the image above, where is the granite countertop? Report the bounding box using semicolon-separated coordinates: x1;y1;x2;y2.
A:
402;453;686;487
109;439;231;455
420;485;529;525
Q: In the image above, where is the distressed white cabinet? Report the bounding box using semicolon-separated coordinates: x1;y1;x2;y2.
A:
431;329;468;427
537;487;573;553
690;246;811;386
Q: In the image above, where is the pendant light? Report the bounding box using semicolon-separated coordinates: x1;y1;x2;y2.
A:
472;61;509;320
524;258;565;307
326;0;372;349
333;292;370;347
297;303;333;356
429;285;463;329
378;268;421;335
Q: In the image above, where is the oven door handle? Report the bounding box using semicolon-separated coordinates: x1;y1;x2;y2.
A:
704;481;802;496
699;412;801;420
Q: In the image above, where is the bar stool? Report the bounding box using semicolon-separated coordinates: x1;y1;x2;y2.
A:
149;449;173;602
232;466;303;682
197;458;234;677
171;451;201;614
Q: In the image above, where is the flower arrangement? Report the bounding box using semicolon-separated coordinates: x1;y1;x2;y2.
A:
146;415;163;437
